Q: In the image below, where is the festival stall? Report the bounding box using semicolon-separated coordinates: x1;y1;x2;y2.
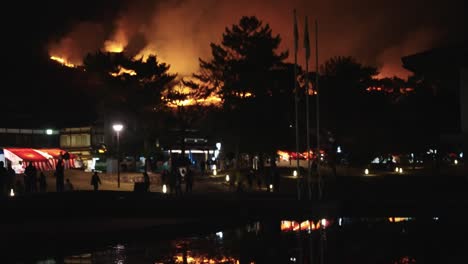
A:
3;148;53;174
35;148;77;169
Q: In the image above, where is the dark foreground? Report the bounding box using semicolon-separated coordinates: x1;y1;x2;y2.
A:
1;175;468;262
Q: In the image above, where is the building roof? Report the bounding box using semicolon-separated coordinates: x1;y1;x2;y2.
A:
402;45;468;74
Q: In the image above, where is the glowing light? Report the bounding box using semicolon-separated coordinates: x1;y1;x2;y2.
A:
293;170;298;177
338;218;342;226
454;159;458;165
216;231;223;239
337;146;342;153
110;66;137;77
364;169;369;175
321;218;327;228
389;217;410;223
226;175;230;182
399;167;403;173
395;167;399;173
50;56;75;68
277;150;290;161
46;129;53;135
9;188;14;197
162;184;167;194
213;169;217;176
112;124;123;132
269;184;273;191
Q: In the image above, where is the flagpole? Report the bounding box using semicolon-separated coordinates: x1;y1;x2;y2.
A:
315;19;322;200
304;16;312;200
293;9;301;200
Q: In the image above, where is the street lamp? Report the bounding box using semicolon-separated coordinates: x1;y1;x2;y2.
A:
113;123;124;188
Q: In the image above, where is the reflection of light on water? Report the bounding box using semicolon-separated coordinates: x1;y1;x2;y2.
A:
174;255;239;263
281;219;330;232
113;244;126;264
388;217;412;223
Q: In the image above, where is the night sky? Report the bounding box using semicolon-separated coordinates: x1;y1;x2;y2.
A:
1;0;467;126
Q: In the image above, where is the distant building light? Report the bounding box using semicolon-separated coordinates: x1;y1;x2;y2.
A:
216;142;221;150
46;129;53;135
226;175;230;182
337;146;342;153
395;167;399;173
321;219;327;228
364;169;369;175
293;170;297;177
9;188;15;197
454;159;459;165
399;167;403;173
162;184;167;194
460;152;464;158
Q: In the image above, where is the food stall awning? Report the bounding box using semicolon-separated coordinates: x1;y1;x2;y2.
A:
35;148;76;169
3;148;52;172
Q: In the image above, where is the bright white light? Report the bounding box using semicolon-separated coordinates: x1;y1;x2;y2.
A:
112;124;123;132
433;217;439;221
339;218;342;226
399;167;403;173
213;169;217;176
269;184;273;191
337;146;342;153
46;129;53;135
9;188;14;197
226;175;230;182
454;159;459;165
162;184;167;194
321;219;327;228
216;231;223;239
216;142;221;150
364;169;369;175
290;257;297;262
395;167;399;173
460;152;464;158
293;170;297;177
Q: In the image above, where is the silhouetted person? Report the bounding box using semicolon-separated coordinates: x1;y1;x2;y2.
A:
91;171;101;191
55;159;65;192
185;168;194;193
39;171;47;192
247;169;254;190
64;178;74;191
6;163;16;193
24;162;37;193
200;160;206;177
143;172;150;192
0;161;7;195
175;169;183;196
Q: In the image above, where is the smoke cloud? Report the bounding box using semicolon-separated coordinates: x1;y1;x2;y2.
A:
47;0;467;77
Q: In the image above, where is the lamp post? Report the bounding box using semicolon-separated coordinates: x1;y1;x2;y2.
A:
113;123;123;188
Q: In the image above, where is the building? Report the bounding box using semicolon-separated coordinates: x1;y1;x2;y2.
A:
0;127;59;148
402;45;468;153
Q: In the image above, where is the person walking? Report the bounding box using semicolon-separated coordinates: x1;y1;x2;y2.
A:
143;172;150;192
91;171;101;191
185;168;194;193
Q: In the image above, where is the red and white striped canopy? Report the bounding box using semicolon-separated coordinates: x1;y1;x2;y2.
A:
3;148;75;173
35;148;76;169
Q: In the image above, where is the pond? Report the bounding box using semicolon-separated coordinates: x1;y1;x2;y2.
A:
13;216;468;263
